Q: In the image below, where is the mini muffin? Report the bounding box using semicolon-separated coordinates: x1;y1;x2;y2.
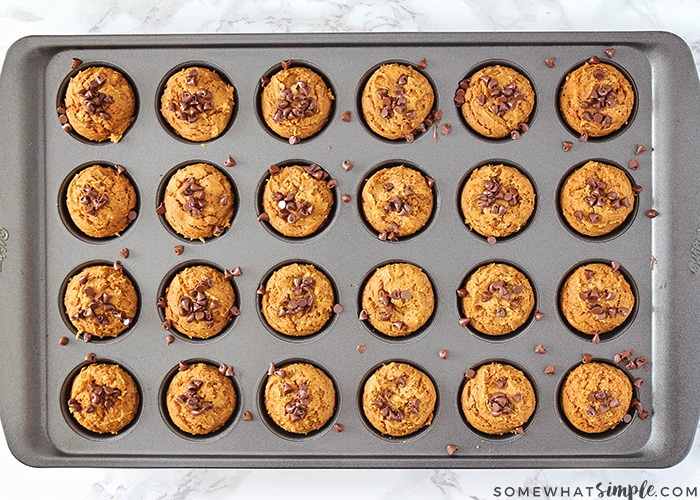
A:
261;164;334;238
261;263;335;336
64;264;138;339
164;265;237;339
559;61;634;137
560;160;635;237
560;262;635;335
165;362;236;435
63;66;136;143
362;362;437;437
260;65;334;141
361;63;435;140
561;362;633;433
460;263;535;335
361;165;434;240
460;164;536;239
162;163;234;241
361;262;434;337
461;362;535;435
67;363;139;434
264;362;336;434
66;164;137;238
160;66;235;142
456;65;535;139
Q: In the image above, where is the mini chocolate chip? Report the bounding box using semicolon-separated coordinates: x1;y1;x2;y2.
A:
341;193;352;203
545;57;556;68
465;369;476;379
118;248;129;259
341;159;353;172
173;245;184;255
161;319;172;330
534;310;545;321
85;352;97;363
326;179;338;189
487;236;497;245
257;284;266;295
155;202;166;215
544;365;555;376
280;60;292;70
113;260;123;271
579;132;589;142
629;159;640;170
439;349;448;359
441;123;452;135
611;261;621;272
333;304;344;314
563;141;573;152
635;144;647;155
71;57;83;69
166;333;175;345
592;334;601;344
356;343;367;354
59;336;69;346
589;55;601;64
604;48;616;58
417;57;427;69
582;353;593;364
257;212;270;222
359;309;369;321
535;344;547;354
446;444;460;455
632;184;643;195
510;130;521;140
645;209;658;218
623;414;633;423
243;410;253;421
289;135;300;145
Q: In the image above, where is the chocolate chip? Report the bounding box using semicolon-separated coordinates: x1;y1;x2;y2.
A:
127;210;138;221
161;319;172;330
544;365;555;376
243;410;253;421
85;352;96;363
113;260;123;271
156;202;166;215
341;193;352;203
588;55;601;64
280;60;292;70
645;209;658;218
535;344;547;354
562;140;573;152
582;353;593;364
441;123;452;135
459;317;471;328
224;154;236;167
359;309;369;321
341;110;352;122
439;348;448;359
333;423;344;433
592;334;601;344
356;343;367;354
341;159;354;172
579;132;589;142
257;212;270;223
446;444;460;455
545;57;556;68
333;304;343;314
173;245;184;255
534;310;545;321
326;179;338;189
59;336;69;346
260;76;270;87
465;369;476;379
288;135;300;145
632;184;643;195
604;48;616;58
629;159;640;170
515;426;526;435
635;144;647;155
623;413;633;423
510;130;521;140
611;261;620;272
166;333;175;345
70;57;83;69
487;236;497;245
417;57;427;69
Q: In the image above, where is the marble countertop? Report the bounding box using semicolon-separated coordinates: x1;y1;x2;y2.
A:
0;0;698;498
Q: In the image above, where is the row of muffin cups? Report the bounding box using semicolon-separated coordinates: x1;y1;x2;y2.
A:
60;158;641;245
62;354;643;443
60;258;638;347
58;54;636;146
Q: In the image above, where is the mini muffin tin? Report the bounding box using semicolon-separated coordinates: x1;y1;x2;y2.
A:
0;32;699;468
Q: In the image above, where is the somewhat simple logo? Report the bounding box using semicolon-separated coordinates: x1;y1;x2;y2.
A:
690;226;700;274
0;227;8;273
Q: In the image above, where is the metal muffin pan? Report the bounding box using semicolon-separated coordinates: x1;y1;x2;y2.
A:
0;32;699;468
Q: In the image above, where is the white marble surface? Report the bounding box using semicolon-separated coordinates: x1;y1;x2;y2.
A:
0;0;699;498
